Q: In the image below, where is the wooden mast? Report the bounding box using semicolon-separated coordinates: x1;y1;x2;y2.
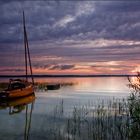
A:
23;11;28;81
23;11;34;84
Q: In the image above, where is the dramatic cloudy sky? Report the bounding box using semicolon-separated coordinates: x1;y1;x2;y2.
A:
0;0;140;75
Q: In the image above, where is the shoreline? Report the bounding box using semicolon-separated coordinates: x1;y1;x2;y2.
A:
0;74;137;78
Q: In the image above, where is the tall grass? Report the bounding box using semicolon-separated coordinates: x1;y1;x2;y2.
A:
37;98;130;140
35;74;140;140
128;73;140;139
64;99;130;140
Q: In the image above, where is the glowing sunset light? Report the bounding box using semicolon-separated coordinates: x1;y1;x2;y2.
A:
0;1;140;75
131;65;140;73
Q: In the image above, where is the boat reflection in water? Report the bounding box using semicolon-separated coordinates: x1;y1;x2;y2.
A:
0;93;35;140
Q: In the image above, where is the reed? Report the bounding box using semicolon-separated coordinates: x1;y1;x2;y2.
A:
42;73;140;140
38;98;131;140
127;73;140;139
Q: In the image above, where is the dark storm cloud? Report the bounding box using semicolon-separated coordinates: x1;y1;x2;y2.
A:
29;42;140;62
95;1;140;12
1;1;140;43
49;64;75;70
33;64;52;69
0;0;77;42
33;63;75;70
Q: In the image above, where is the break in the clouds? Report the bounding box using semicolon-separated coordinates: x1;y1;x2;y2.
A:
0;0;140;75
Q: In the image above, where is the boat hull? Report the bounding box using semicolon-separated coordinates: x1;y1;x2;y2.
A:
0;85;34;99
9;85;34;98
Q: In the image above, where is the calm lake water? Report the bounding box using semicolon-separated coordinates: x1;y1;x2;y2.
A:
0;77;131;140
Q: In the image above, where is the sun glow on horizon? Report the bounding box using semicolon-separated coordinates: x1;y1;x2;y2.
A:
0;60;139;75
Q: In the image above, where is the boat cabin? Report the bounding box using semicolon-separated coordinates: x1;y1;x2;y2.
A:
8;79;27;90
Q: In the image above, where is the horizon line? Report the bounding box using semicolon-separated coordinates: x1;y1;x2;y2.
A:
0;74;137;78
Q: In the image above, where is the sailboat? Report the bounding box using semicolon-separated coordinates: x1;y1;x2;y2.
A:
0;12;34;99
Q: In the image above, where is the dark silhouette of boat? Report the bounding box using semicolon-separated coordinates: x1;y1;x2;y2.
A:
47;84;61;90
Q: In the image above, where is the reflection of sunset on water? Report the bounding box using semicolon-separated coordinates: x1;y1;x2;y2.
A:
32;77;130;96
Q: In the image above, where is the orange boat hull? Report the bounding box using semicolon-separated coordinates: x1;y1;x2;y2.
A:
8;85;34;98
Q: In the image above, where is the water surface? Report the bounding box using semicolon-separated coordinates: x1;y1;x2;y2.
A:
0;77;131;140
